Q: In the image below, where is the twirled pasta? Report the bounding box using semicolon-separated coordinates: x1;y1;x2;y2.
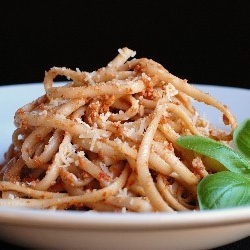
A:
0;48;236;212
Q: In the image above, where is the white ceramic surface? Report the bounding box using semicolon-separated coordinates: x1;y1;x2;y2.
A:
0;83;249;250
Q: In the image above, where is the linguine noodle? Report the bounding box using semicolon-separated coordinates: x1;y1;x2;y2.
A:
0;48;236;212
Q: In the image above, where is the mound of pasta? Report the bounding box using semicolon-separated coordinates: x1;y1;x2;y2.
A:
0;48;236;212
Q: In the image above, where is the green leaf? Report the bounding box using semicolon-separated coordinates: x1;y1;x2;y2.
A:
201;156;227;172
176;135;250;174
198;171;250;209
233;118;250;160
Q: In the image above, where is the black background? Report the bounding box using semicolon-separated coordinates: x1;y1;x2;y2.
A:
0;1;250;249
1;1;250;89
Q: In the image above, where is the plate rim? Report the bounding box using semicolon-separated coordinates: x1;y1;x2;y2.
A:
0;206;250;231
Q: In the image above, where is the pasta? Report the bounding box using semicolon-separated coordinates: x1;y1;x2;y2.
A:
0;47;237;212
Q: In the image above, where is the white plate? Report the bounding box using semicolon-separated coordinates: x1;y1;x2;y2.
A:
0;83;250;250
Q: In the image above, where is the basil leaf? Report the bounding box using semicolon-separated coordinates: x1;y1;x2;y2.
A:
198;171;250;209
233;118;250;160
176;135;250;174
202;156;227;172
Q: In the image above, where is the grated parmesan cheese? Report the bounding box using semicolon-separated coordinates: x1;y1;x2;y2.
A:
75;118;84;124
192;111;199;125
99;112;111;122
199;123;210;135
117;188;128;198
55;113;66;120
121;207;127;213
141;72;151;81
8;193;15;200
118;48;126;57
124;127;136;137
84;72;96;85
137;118;146;135
165;83;178;102
48;135;55;144
59;143;77;166
99;162;113;178
89;130;100;151
39;110;48;116
131;50;136;57
77;151;85;158
114;137;123;144
47;99;69;108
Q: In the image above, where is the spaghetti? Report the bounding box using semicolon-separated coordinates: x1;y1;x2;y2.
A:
0;48;236;212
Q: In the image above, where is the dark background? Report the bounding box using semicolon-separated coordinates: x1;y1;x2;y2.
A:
0;1;250;249
1;1;250;89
